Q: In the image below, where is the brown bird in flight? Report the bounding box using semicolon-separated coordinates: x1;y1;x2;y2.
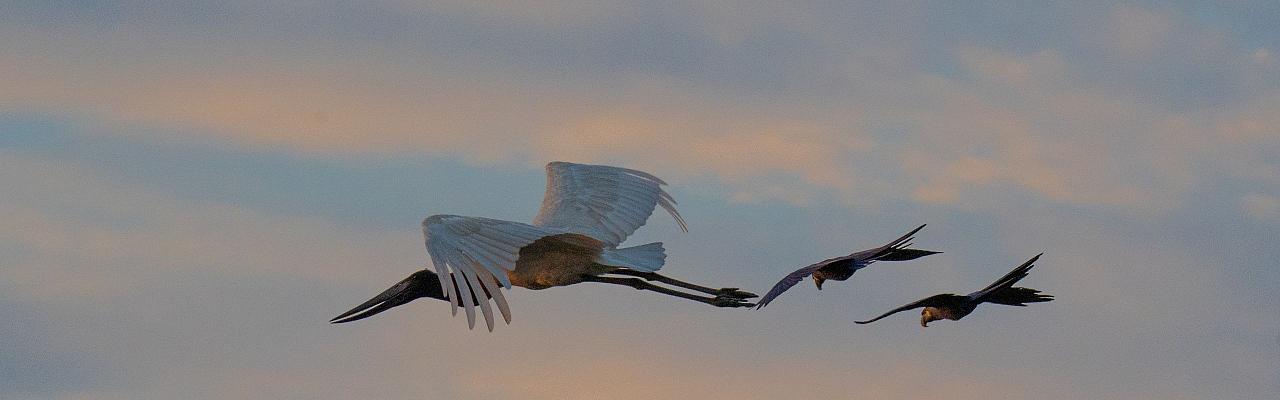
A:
754;224;940;309
855;253;1053;327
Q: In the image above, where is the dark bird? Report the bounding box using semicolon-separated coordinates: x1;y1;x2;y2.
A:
855;253;1053;327
754;224;940;309
330;162;757;331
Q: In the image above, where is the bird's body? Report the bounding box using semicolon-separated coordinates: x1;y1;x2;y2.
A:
855;254;1053;327
916;295;974;322
754;225;940;309
508;233;612;289
332;162;756;331
811;259;857;284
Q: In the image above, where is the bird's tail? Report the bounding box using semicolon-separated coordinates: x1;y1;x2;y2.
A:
983;286;1054;306
972;253;1042;301
876;248;942;261
863;224;940;262
596;242;667;272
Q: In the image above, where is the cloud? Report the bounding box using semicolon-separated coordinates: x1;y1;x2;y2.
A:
1100;5;1177;59
0;27;882;205
1251;48;1275;65
4;3;1280;400
898;47;1185;209
1240;193;1280;219
462;350;1040;400
1213;89;1280;186
536;104;869;204
0;43;546;159
1;2;1276;213
0;152;421;302
6;142;1276;399
6;132;1272;399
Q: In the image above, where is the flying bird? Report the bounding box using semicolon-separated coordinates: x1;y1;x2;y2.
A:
754;224;940;309
854;253;1053;327
331;162;757;331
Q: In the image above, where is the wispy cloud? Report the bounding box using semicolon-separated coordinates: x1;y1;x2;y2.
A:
1099;5;1177;59
0;153;419;301
1241;193;1280;219
5;3;1275;212
3;2;1279;399
4;3;1277;212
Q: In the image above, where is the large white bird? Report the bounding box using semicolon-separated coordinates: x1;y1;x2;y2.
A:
331;162;757;330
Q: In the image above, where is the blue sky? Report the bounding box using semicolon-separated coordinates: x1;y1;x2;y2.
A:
2;1;1278;399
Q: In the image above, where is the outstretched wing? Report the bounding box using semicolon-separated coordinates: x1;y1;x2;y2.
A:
967;253;1042;301
754;262;826;309
532;161;686;247
854;294;957;324
423;215;564;331
754;224;932;309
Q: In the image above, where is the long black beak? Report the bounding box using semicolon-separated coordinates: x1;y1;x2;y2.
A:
330;270;443;324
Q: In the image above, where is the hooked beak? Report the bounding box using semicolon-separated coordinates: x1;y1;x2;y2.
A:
330;270;442;324
812;276;825;290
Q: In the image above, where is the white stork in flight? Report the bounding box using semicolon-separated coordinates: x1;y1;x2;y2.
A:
331;162;756;330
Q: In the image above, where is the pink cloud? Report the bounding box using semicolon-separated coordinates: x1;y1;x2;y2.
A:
2;3;1276;213
1240;193;1280;219
1099;5;1177;59
537;109;867;204
0;154;421;301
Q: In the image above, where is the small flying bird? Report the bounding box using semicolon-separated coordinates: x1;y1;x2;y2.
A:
754;224;940;309
854;253;1053;327
331;162;757;331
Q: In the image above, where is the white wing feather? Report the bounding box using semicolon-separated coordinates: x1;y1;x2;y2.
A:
532;162;686;247
422;214;563;331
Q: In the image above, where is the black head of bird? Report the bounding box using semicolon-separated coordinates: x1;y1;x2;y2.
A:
330;269;446;324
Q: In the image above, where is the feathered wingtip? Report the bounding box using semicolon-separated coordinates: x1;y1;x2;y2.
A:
983;287;1054;306
877;248;942;261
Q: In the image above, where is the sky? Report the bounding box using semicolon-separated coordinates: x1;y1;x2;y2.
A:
2;1;1278;399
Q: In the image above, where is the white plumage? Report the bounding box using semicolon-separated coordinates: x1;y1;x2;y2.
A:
333;161;754;330
422;215;560;330
396;162;717;331
533;161;687;245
